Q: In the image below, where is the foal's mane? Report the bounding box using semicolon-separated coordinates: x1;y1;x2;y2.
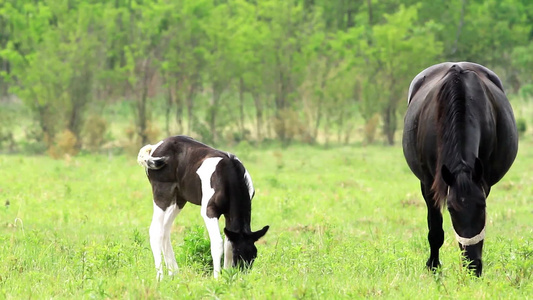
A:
431;67;466;208
224;154;253;229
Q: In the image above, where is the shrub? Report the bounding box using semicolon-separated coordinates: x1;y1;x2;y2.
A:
272;108;308;144
178;226;213;274
84;115;108;152
364;114;380;144
48;129;79;159
516;117;527;136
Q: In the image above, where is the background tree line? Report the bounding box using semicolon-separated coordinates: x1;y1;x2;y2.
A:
1;0;532;154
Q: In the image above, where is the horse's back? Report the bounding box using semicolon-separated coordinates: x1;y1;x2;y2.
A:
407;62;505;105
146;136;228;205
403;62;518;185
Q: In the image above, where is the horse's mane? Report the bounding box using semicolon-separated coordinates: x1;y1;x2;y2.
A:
431;67;466;208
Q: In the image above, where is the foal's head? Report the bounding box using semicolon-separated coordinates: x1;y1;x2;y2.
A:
224;226;269;269
442;158;486;276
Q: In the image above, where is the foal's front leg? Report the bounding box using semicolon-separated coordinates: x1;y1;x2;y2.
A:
224;236;234;269
202;215;223;278
197;157;224;278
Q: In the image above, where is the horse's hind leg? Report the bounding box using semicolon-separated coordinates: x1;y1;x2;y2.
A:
421;182;444;270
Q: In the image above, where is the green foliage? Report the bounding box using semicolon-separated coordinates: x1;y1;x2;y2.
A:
1;0;532;152
364;113;380;145
359;4;443;145
83;114;108;152
48;129;79;159
516;118;527;135
178;226;213;275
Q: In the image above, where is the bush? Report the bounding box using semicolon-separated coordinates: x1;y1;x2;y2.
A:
122;121;162;156
48;129;79;159
84;115;108;152
516;117;527;136
272;108;309;145
178;226;213;274
364;114;380;144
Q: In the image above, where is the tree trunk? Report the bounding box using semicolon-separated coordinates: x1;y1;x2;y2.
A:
67;67;92;149
313;101;323;140
382;100;397;146
165;83;173;137
239;77;245;138
252;92;263;141
209;82;221;144
367;0;373;26
174;81;184;134
337;110;344;143
137;58;152;145
450;0;466;56
186;80;198;136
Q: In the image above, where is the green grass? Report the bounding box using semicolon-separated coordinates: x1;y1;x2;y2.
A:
1;138;532;299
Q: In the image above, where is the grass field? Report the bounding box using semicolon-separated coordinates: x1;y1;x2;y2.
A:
1;137;532;299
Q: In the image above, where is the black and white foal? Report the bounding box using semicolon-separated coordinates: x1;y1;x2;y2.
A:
137;136;269;279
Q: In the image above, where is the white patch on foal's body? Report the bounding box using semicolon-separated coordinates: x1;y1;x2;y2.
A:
454;226;485;247
196;157;224;278
149;200;181;280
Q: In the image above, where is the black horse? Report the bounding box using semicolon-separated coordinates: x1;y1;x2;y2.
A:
402;62;518;276
138;135;269;279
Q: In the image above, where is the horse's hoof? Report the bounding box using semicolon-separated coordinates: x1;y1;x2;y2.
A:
466;260;482;277
426;259;441;271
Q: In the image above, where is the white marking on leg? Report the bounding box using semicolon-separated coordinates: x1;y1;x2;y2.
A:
204;217;223;278
454;226;485;246
149;202;165;280
162;203;180;276
197;157;224;278
224;236;234;269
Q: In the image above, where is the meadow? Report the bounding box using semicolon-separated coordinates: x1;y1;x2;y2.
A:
0;137;532;299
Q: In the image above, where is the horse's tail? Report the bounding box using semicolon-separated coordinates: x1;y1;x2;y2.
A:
431;64;466;208
137;143;168;170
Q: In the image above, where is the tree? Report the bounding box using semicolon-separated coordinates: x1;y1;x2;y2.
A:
362;5;442;145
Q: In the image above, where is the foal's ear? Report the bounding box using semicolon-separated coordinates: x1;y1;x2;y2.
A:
441;165;454;186
473;157;484;183
224;229;242;242
249;225;270;242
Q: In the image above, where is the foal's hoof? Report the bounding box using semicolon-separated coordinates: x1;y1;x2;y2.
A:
156;270;164;281
168;269;179;279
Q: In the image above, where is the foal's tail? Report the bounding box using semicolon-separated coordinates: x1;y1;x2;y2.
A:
137;143;168;170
